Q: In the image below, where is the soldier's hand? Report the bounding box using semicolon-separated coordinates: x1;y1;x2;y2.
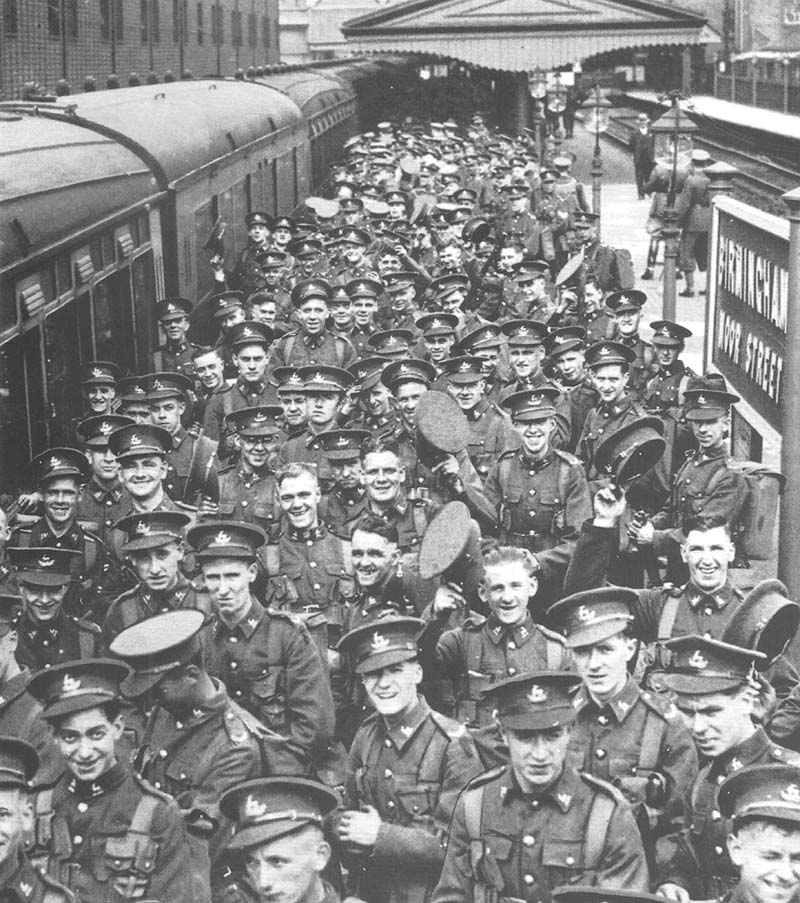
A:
627;519;654;545
209;253;224;272
335;805;381;847
16;491;41;514
433;582;466;619
197;497;220;517
435;456;463;493
327;648;341;671
656;885;689;903
592;485;627;527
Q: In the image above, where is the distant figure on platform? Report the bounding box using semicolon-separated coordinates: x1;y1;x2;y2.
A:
630;113;656;200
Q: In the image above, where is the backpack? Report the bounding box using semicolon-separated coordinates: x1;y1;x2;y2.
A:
614;248;636;290
706;461;785;560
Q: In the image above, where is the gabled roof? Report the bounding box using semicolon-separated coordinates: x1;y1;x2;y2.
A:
343;0;712;71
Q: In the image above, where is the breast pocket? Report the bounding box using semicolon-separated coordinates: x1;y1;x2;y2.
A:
542;839;584;874
396;788;434;824
249;669;286;720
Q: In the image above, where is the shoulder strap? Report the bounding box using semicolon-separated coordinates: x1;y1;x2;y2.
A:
557;458;570;505
152;350;164;372
221;387;235;419
605;317;616;339
704;465;727;499
283;334;296;365
77;626;95;660
545;637;563;670
463;782;485;841
657;593;681;641
264;544;281;577
583;789;615;867
638;703;666;772
411;505;428;543
128;793;160;836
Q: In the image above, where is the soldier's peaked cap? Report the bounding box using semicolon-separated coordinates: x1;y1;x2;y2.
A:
458;323;504;351
225;405;284;437
546;326;586;359
81;361;120;386
718;763;800;825
156;297;193;320
316;429;370;462
210;291;245;319
29;447;91;486
299;366;354;393
416;314;458;337
650;320;692;346
77;414;135;448
660;635;768;695
553;887;668;903
722;579;800;666
221;777;339;850
337;616;424;674
481;671;581;731
442;355;485;384
227;321;274;350
381;359;436;390
9;547;80;587
502;387;560;422
606;290;647;314
273;368;306;393
346;278;383;299
245;211;272;228
28;658;131;720
348;356;389;392
501;319;549;346
367;329;415;357
187;521;267;561
107;424;172;459
684;387;740;422
0;737;38;789
415;390;469;455
110;609;207;698
585;341;637;369
290;278;332;308
139;371;194;400
115;511;192;553
548;587;638;648
593;416;666;488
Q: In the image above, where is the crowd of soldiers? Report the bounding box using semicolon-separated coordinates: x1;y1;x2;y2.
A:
0;112;798;903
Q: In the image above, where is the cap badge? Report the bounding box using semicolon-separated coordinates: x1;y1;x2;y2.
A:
731;757;743;771
253;411;268;423
459;361;472;372
214;531;231;546
557;792;572;808
241;326;255;337
313;372;325;383
37;556;55;568
431;319;442;329
336;436;350;447
599;346;611;356
62;674;82;695
19;882;32;898
781;784;800;803
135;521;151;535
49;457;63;469
697;395;707;405
167;303;179;313
398;364;410;374
555;335;567;344
659;327;671;337
576;605;596;623
370;631;390;652
517;326;529;335
130;434;142;446
91;367;104;378
688;650;708;670
244;794;268;819
99;421;113;435
152;379;164;391
527;685;548;704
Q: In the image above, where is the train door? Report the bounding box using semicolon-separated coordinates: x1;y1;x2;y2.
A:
0;329;43;495
132;250;158;370
92;269;136;375
43;302;88;445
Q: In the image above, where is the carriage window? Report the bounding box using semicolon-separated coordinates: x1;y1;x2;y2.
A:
56;254;72;296
0;278;18;331
92;270;135;375
194;198;216;301
0;335;36;494
132;251;157;371
44;305;83;445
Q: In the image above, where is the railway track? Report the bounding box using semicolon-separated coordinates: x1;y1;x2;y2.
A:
604;109;798;215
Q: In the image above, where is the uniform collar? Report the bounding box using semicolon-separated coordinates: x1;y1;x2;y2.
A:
237;465;271;485
23;610;66;639
367;492;408;519
383;696;429;751
140;573;191;608
660;360;685;376
599;393;634;416
236;379;266;396
711;727;771;778
37;517;81;546
685;579;735;611
357;573;410;613
302;332;326;349
465;398;491;422
693;445;727;463
166;340;188;353
486;612;534;647
502;763;581;813
171;678;228;726
6;853;45;902
216;597;266;639
334;486;366;504
87;475;123;500
66;761;127;799
574;675;640;723
287;524;325;542
172;427;188;450
620;334;640;347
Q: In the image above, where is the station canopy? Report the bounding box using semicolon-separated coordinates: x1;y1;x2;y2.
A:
342;0;713;72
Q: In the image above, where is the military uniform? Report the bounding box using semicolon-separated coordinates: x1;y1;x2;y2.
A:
276;430;335;487
462;398;520;482
216;464;280;540
659;727;800;898
578;394;647;479
203;381;279;447
268;329;356;372
580;308;614;345
644;360;695;482
15;611;102;673
150;340;205;379
102;574;212;646
320;487;368;537
75;477;127;543
30;763;194;903
618;334;657;402
341;323;379;359
205;598;335;776
559;378;600;453
342;698;482;903
2;852;73;903
429;612;568;726
164;427;219;502
432;764;649;903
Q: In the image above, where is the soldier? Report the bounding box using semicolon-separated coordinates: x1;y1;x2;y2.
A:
27;659;197;903
574;212;618;293
288;238;329;284
108;424;178;520
214;211;273;296
209;291;247;379
416;314;458;378
345;278;383;358
552;155;589;212
109;609;263;867
11;448;115;618
332;227;379;285
191;347;229;433
80;362;120;417
328;285;356;339
7;547;102;672
545;327;598;452
347;357;397;434
676;149;712;298
318;429;369;537
655;636;799;902
141;371;218;501
485;387;592;595
367;329;416;361
203;406;284;540
274;366;309;438
495;184;544;258
547;587;698;873
0;737;73;902
186;522;335;777
578;341;645;479
202;321;276;455
268;279;357;372
432;671;649;903
579;277;615;344
456;323;509;405
630;386;746;583
498;320;564;424
333;616;482;903
103;510;210;645
74;414;134;543
381;272;425;332
151;297;204;378
216;777;344;903
717;763;800;903
116;377;152;424
605;291;657;402
442;355;519;482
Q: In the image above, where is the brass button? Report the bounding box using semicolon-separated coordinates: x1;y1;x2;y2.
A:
523;835;534;847
524;875;534;886
77;802;88;813
384;768;393;778
595;748;606;760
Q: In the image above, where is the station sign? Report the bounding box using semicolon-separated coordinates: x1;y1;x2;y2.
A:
706;196;789;433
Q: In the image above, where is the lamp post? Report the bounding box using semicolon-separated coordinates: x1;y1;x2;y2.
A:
581;84;611;231
650;91;698;320
528;69;547;161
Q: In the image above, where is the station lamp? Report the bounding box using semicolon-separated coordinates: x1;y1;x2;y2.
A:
581;84;612;227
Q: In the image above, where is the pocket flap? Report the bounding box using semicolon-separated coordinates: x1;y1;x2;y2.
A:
484;835;513;861
541;840;583;869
